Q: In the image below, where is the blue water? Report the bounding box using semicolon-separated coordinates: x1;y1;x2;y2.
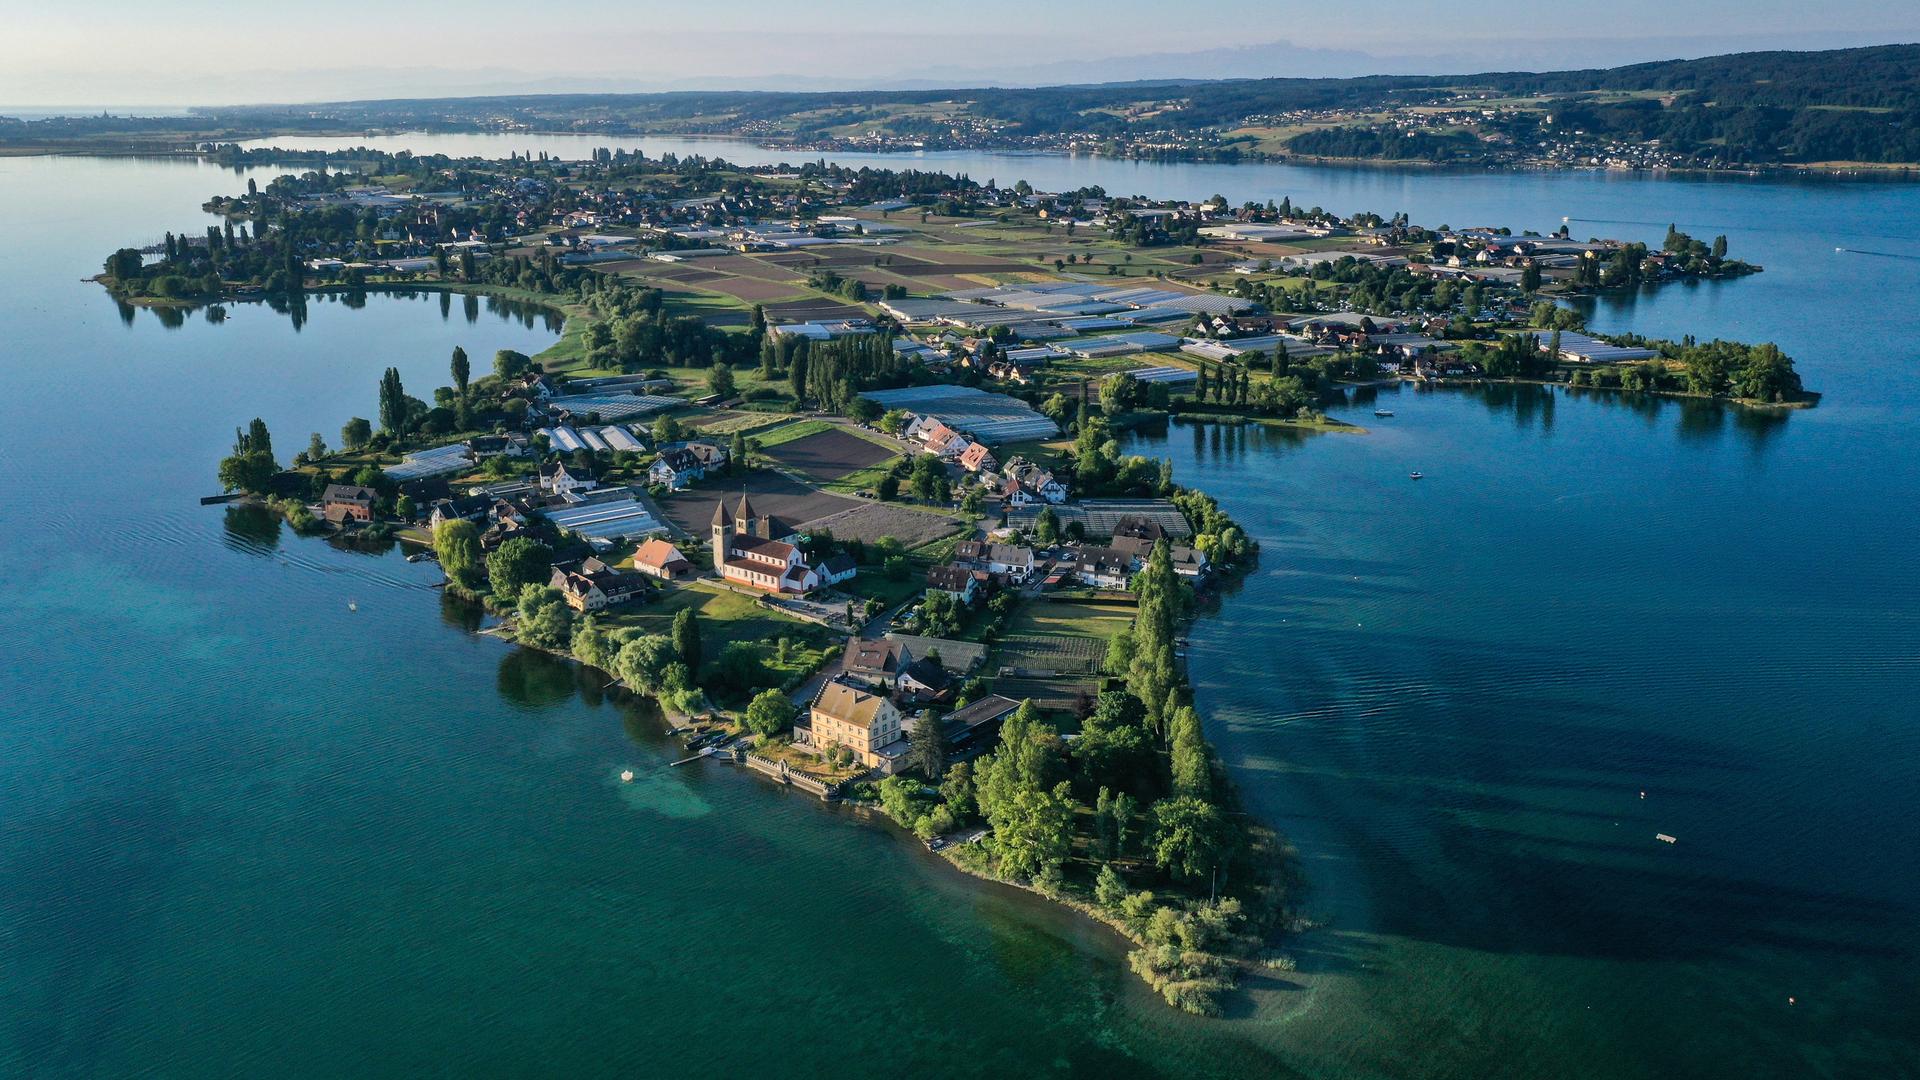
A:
2;145;1917;1077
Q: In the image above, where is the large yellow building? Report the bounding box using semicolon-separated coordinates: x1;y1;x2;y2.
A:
809;682;905;772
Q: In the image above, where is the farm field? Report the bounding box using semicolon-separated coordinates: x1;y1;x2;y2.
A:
653;468;860;534
800;501;965;548
1005;596;1137;640
761;426;897;481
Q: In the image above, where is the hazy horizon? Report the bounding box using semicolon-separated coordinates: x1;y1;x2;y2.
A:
2;0;1916;112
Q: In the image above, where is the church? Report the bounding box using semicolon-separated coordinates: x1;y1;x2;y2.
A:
710;492;819;594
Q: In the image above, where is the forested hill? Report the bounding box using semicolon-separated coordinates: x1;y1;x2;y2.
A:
10;44;1919;166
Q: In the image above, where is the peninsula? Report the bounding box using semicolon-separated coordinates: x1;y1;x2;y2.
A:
113;147;1804;1013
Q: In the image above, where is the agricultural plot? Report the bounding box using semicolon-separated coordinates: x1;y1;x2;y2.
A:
762;427;896;481
1006;598;1137;642
653;468;859;535
701;255;808;282
761;298;870;322
799;502;965;548
997;634;1107;675
700;275;810;303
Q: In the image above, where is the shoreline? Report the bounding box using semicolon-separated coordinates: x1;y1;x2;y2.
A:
259;482;1296;1016
14;130;1915;180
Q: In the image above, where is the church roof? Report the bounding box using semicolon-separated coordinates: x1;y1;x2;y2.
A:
711;500;730;528
734;491;757;522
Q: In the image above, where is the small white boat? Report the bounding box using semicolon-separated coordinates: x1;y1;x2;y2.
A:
348;600;358;611
620;769;635;783
1656;833;1677;844
1409;471;1423;480
1374;409;1395;417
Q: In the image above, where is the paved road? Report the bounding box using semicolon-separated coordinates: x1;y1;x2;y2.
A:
787;596;916;706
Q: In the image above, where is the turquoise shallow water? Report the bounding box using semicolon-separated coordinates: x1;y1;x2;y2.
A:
1;148;1916;1078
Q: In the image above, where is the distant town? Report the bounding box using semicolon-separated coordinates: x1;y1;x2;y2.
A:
110;144;1805;1015
15;44;1920;170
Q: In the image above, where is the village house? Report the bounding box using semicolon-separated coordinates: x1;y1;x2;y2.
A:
1072;546;1134;590
954;540;1035;581
957;441;997;474
807;681;907;773
538;461;597;496
1111;535;1210;578
648;441;730;489
649;448;706;490
926;564;982;604
631;538;695;581
428;494;489;532
1003;458;1068;504
842;637;912;690
710;493;817;594
547;557;647;612
321;484;377;526
1111;514;1168;544
896;657;955;704
913;419;970;458
465;433;530;460
817;552;859;588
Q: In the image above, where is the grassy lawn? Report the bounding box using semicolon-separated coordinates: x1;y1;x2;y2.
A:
995;438;1074;471
600;580;835;659
1006;596;1137;640
819;460;899;495
751;419;836;448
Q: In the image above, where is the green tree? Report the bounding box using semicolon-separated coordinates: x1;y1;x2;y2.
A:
614;634;678;693
450;346;470;400
1094;863;1129;909
1094;786;1138;861
651;414;683;446
1150;796;1228;882
494;349;532;381
305;432;327;462
991;781;1076;882
910;710;948;779
708;362;737;399
1168;705;1211;800
671;608;702;675
377;367;407;434
1033;505;1060;544
515;585;575;649
340;417;372;450
486;536;552;598
940;760;977;820
217;451;276;494
242;417;273;459
433;518;483;591
437;518;487;588
743;688;792;737
920;588;962;636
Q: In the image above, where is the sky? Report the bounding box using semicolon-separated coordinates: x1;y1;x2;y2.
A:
2;0;1917;109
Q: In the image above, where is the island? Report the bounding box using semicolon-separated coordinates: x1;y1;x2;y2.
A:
109;146;1809;1014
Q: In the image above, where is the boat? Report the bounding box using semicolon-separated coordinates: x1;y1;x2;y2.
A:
1656;833;1677;844
1409;471;1423;480
348;600;358;611
620;769;635;783
1374;409;1395;417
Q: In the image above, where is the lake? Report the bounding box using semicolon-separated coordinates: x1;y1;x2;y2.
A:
2;145;1916;1077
